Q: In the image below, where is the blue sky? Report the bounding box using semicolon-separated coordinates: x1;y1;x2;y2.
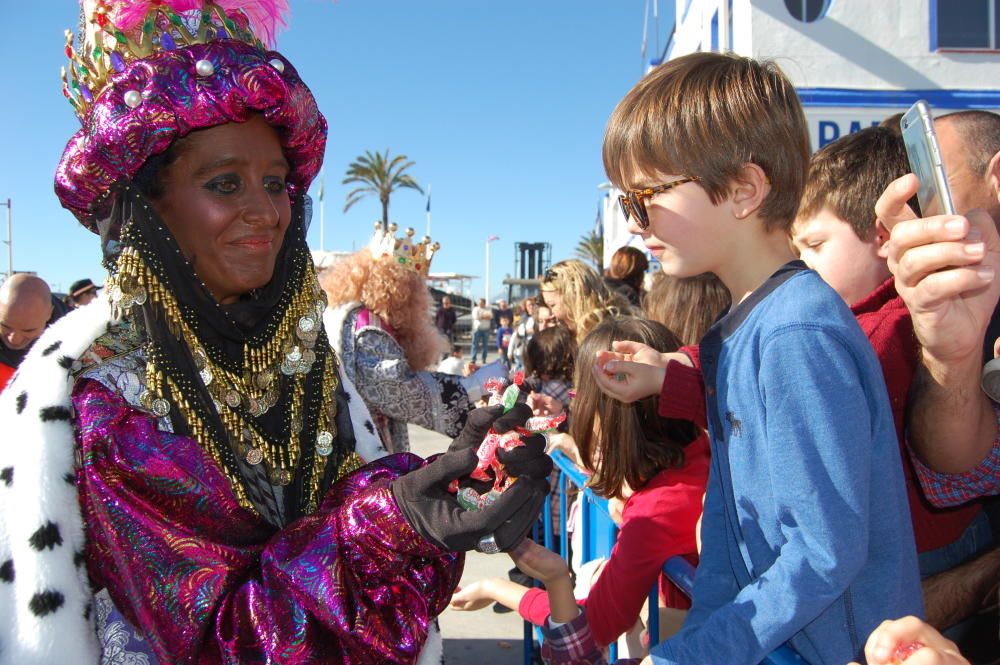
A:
2;1;672;297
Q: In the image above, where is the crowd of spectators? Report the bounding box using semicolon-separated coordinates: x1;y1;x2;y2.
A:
445;54;999;665
8;46;999;665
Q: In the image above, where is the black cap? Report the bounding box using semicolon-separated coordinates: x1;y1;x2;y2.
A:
69;278;99;297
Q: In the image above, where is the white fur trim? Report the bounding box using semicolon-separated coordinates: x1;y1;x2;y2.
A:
0;295;111;664
417;621;444;665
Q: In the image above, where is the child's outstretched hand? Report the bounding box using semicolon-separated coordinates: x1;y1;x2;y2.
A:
508;539;570;586
508;540;580;623
850;616;969;665
592;341;683;404
449;580;497;612
527;391;565;416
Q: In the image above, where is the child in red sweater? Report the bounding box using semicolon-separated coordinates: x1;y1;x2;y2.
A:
450;316;708;650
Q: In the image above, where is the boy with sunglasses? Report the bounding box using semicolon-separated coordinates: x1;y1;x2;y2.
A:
597;53;922;665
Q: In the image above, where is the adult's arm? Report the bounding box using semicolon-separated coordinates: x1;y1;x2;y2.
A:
921;545;1000;630
877;174;1000;474
354;327;470;438
75;379;462;664
907;400;1000;506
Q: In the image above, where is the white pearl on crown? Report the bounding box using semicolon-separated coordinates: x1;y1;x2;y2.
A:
195;59;215;77
269;58;285;73
123;90;142;108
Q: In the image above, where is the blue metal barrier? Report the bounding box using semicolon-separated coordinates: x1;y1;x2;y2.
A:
528;450;621;663
526;449;804;664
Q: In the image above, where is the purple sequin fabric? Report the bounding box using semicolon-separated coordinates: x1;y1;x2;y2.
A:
73;379;462;664
55;40;326;228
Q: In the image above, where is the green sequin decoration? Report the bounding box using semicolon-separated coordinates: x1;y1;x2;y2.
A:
167;10;183;26
114;30;127;45
142;19;154;34
92;46;102;60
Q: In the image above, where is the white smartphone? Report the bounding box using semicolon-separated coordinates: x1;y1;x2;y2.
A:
900;100;956;217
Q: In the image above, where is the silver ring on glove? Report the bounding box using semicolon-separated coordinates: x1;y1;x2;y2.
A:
476;533;501;555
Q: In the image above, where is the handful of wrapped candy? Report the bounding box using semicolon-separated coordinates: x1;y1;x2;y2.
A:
454;373;565;511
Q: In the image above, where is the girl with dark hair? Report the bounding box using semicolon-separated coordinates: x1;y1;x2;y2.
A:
450;316;708;651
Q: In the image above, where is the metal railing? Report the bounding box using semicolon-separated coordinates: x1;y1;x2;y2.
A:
524;449;804;664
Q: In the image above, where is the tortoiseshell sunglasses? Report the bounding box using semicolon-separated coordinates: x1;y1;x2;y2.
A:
618;176;698;230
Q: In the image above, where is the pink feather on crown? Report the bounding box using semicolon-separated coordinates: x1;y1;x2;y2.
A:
109;1;202;31
108;0;290;48
217;0;290;47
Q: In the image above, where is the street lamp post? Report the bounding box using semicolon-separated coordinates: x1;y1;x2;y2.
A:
0;198;10;278
485;235;500;301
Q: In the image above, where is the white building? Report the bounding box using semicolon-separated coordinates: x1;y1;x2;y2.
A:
605;0;1000;265
665;0;1000;149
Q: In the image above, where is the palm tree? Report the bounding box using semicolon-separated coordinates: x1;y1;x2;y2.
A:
575;230;604;273
342;149;423;224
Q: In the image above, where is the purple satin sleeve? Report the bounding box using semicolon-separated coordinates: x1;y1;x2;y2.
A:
73;378;463;664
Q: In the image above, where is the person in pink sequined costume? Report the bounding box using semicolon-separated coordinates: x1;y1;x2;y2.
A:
0;3;551;664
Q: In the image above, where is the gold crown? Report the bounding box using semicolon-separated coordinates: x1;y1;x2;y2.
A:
368;223;440;277
62;1;268;119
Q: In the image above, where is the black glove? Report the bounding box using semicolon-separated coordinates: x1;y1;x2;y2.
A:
392;403;553;552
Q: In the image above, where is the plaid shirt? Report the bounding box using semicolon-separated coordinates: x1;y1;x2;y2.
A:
540;609;642;665
911;400;1000;507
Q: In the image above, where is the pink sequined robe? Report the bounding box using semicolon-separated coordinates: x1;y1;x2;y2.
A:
74;379;462;663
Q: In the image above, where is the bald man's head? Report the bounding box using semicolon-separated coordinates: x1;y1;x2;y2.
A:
935;110;1000;220
0;275;53;351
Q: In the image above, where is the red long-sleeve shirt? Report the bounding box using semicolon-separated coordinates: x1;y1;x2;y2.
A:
518;435;710;647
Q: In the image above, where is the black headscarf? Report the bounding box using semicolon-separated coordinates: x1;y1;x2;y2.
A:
103;184;355;527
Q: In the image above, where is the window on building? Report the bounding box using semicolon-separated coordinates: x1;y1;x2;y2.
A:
935;0;998;49
784;0;831;22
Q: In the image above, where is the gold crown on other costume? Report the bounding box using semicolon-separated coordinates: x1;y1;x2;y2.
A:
62;0;268;120
368;222;440;277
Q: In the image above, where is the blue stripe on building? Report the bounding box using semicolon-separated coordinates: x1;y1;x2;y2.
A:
798;87;1000;110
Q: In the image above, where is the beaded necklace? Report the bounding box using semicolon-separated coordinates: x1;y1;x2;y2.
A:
103;185;346;517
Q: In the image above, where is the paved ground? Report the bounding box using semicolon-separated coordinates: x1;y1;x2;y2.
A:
408;423;530;665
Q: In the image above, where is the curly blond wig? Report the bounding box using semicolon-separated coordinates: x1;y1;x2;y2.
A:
321;250;447;371
540;259;634;342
